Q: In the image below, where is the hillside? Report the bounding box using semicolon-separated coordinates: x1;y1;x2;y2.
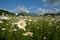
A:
43;13;60;16
0;9;36;16
0;9;15;15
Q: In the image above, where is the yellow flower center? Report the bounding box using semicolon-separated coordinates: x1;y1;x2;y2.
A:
20;22;24;26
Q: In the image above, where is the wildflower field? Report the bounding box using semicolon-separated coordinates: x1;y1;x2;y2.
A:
0;14;60;40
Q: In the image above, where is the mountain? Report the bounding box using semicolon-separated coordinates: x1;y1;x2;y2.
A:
0;9;36;16
18;12;29;16
18;12;37;16
0;9;15;15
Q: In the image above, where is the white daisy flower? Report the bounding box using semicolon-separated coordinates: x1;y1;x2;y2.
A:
24;19;27;20
17;20;26;30
23;31;33;36
2;28;6;31
28;18;32;21
12;23;15;25
2;16;9;20
0;21;3;23
13;29;17;31
15;13;18;15
37;27;39;29
19;15;22;17
43;37;47;40
14;22;17;24
51;19;54;21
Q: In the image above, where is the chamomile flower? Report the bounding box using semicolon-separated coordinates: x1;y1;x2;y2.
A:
51;19;54;21
37;27;39;29
0;21;3;23
13;29;17;31
15;13;18;15
28;18;32;21
2;28;6;31
24;19;27;20
12;23;15;25
17;20;26;31
23;31;33;36
14;22;17;24
43;37;47;40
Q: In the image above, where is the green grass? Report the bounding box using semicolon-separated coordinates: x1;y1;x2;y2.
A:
0;15;60;40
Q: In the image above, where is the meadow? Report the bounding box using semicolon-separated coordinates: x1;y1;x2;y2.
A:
0;14;60;40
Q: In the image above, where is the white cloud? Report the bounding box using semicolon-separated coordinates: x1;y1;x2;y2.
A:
36;8;46;15
29;7;34;9
52;8;60;13
51;1;60;6
42;0;47;3
29;6;37;9
15;6;29;13
42;0;60;6
36;8;60;15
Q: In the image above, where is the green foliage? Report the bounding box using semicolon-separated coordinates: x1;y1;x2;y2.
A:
0;9;60;40
0;15;60;40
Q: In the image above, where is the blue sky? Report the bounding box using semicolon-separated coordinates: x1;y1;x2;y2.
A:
0;0;44;10
0;0;60;14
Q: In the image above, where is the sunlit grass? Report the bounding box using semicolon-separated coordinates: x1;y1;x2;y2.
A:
0;15;60;40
